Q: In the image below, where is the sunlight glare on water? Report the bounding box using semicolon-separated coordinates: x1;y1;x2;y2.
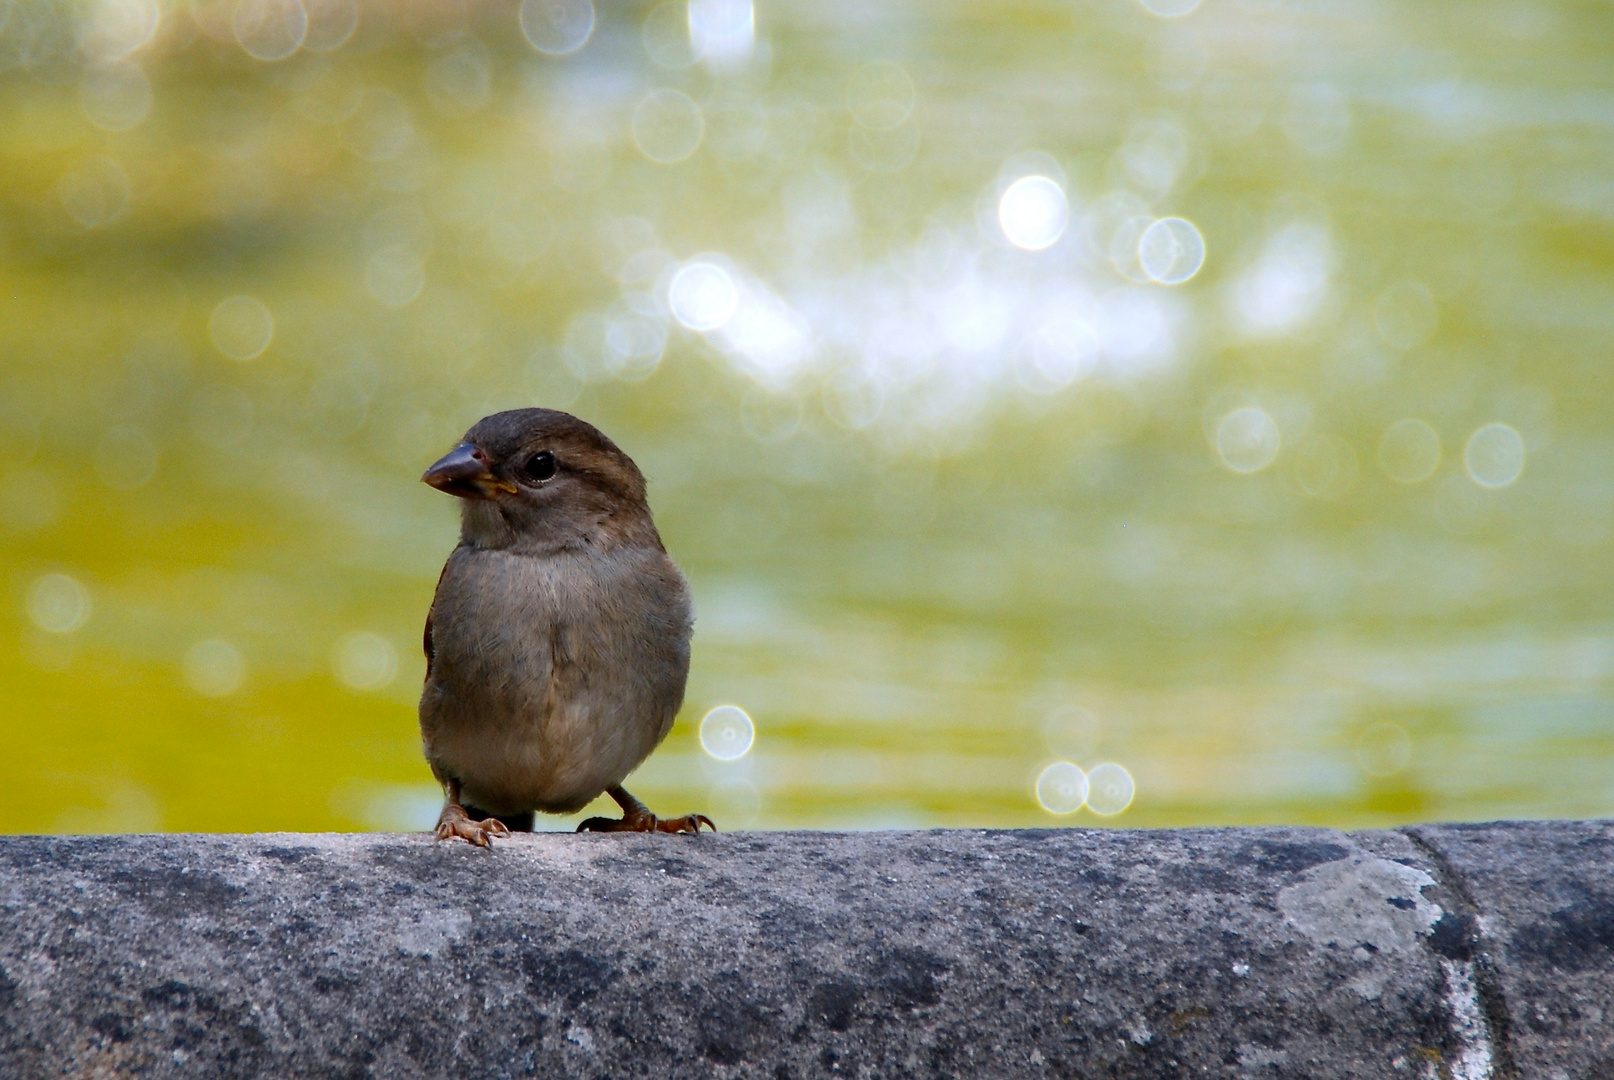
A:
1035;762;1087;815
998;175;1069;252
699;706;755;762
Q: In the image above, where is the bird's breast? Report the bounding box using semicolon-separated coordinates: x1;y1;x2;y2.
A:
419;543;692;814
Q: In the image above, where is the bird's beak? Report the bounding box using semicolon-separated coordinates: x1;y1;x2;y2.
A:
422;443;517;499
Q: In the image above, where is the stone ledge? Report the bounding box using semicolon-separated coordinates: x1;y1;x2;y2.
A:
1;822;1609;1078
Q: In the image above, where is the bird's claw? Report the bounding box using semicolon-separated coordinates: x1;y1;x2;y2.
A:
660;813;716;834
435;806;510;847
576;811;716;834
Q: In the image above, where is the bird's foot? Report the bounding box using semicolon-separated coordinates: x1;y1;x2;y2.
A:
576;809;715;835
434;803;511;847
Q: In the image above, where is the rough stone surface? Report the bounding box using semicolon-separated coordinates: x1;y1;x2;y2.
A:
0;823;1603;1078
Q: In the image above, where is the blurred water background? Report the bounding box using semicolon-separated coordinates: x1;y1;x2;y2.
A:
2;0;1612;834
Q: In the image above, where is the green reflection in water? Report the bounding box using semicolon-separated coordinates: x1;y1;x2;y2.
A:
2;0;1612;834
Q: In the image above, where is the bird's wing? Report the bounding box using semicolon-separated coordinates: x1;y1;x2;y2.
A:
423;560;451;680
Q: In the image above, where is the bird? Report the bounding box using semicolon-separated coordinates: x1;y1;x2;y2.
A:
417;407;713;846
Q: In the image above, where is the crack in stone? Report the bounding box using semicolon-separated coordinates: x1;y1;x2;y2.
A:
1401;826;1519;1080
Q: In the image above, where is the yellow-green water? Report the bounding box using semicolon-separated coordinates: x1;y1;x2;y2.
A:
2;0;1612;834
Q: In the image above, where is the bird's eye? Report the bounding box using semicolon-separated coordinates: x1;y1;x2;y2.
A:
523;450;557;483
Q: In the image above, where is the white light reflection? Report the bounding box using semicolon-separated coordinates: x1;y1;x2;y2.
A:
301;0;358;51
643;3;698;68
184;639;245;697
333;631;397;691
998;175;1069;251
28;574;90;634
95;426;158;490
233;0;308;62
632;89;704;164
845;62;915;131
80;0;160;62
1229;223;1332;336
1138;217;1205;284
1035;761;1087;815
520;0;595;55
59;158;129;227
209;296;275;360
365;246;426;307
688;0;753;69
1085;763;1135;815
668;260;738;331
699;705;754;761
1378;418;1441;483
1215;406;1281;473
1464;423;1525;488
80;62;152;131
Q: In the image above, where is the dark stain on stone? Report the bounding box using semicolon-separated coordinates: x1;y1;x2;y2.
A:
522;948;618;1006
142;980;197;1011
698;992;768;1066
312;970;360;994
110;867;243;912
1427;912;1476;962
91;1012;134;1043
1386;896;1417;911
881;947;948;1010
1241;840;1349;874
1162;864;1239;893
807;979;861;1031
1510;893;1614;972
257;847;313;864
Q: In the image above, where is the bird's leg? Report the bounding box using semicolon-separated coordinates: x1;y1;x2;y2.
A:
576;785;715;835
434;779;511;847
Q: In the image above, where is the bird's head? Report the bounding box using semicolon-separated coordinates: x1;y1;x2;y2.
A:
422;408;657;552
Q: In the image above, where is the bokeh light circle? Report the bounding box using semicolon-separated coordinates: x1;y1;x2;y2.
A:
59;158;130;228
301;0;358;51
233;0;308;61
80;62;152;131
1137;217;1205;284
81;0;161;62
1463;423;1525;488
642;2;698;68
1035;761;1087;815
333;631;398;691
365;247;426;307
668;261;738;331
209;296;275;360
520;0;595;55
27;574;90;634
998;175;1069;251
632;89;704;164
1085;763;1136;815
95;426;158;490
1378;418;1441;483
1215;406;1281;473
699;705;754;761
184;639;245;697
845;61;915;131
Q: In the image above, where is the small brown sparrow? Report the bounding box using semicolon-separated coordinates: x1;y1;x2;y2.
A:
418;408;712;846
